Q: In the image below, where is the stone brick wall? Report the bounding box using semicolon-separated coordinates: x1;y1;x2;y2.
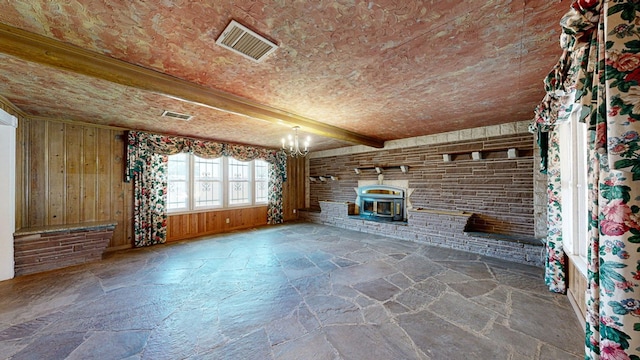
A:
14;222;116;276
309;133;535;237
533;131;548;239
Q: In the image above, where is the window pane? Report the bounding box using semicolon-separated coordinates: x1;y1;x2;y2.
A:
167;153;189;210
167;180;188;210
255;160;269;203
228;158;250;205
229;158;249;180
195;156;221;180
577;121;588;260
195;181;221;207
255;180;268;203
255;160;269;180
229;181;249;205
168;153;188;181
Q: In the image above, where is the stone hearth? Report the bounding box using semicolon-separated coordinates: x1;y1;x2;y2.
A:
302;202;543;267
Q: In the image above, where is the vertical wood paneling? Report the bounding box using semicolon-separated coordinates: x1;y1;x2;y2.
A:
112;134;133;249
166;206;268;241
65;125;82;224
27;120;46;227
207;211;223;231
47;122;65;225
96;128;112;221
282;156;306;221
197;212;206;234
82;127;97;222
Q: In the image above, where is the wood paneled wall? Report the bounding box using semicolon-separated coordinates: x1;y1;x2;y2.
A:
283;156;306;221
16;116;307;249
167;206;267;241
16;117;133;250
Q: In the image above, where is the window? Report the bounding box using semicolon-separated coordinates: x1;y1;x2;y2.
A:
167;154;269;212
228;157;250;205
558;115;588;274
254;160;269;204
167;153;189;211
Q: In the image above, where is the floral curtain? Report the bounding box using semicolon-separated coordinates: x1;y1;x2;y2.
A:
534;1;640;358
126;132;188;247
126;131;287;247
544;128;566;293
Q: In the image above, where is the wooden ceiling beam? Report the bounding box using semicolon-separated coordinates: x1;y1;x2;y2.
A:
0;23;385;148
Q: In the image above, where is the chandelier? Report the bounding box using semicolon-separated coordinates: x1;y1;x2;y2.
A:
281;126;310;157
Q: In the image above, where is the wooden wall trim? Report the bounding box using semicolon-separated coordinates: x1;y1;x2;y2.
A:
0;23;384;148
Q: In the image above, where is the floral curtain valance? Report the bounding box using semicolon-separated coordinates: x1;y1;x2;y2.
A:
126;131;286;182
125;130;288;248
531;1;600;130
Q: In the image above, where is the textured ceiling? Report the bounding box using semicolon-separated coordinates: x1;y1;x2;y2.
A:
0;0;567;151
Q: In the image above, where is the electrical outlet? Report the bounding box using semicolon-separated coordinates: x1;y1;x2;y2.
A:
225;218;230;224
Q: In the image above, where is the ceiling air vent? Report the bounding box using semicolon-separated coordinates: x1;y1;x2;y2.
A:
161;110;193;121
216;20;278;62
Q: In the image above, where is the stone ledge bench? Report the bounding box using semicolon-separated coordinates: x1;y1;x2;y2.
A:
464;231;544;247
300;204;544;266
14;221;117;276
407;208;473;232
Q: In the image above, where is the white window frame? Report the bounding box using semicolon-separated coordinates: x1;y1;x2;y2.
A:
558;114;588;277
167;154;270;214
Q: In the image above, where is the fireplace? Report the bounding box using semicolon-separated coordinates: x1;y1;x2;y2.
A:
357;185;405;221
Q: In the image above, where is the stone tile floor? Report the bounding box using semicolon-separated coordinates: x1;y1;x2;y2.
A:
0;223;584;359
